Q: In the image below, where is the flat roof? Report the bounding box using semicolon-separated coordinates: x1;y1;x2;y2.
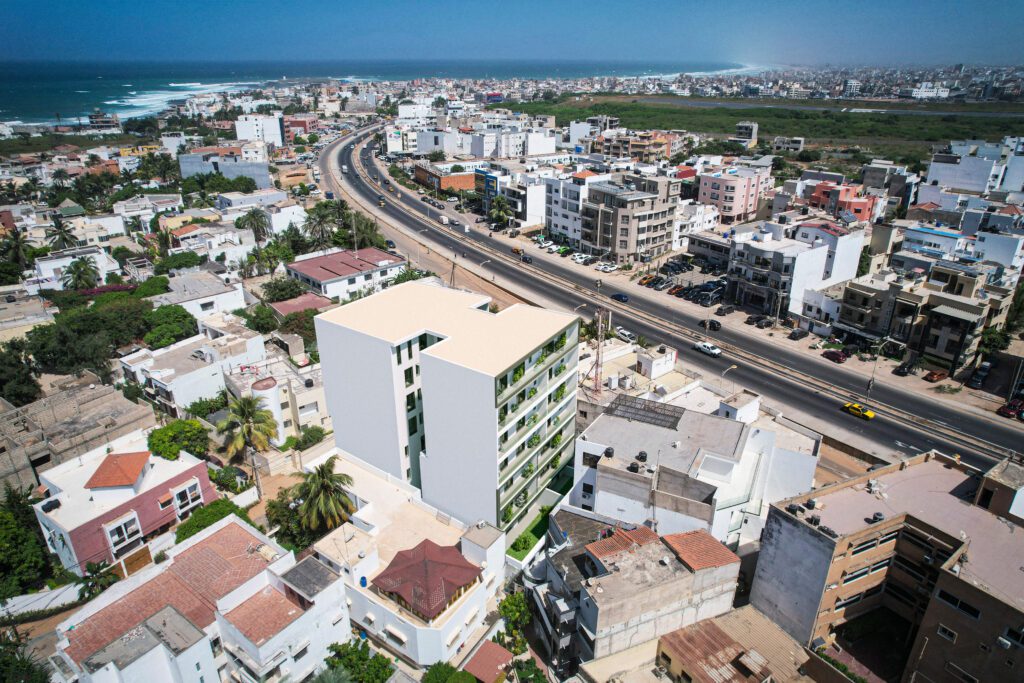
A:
148;270;235;305
795;456;1023;608
317;281;576;376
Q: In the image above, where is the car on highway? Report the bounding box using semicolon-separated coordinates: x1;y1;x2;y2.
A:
511;247;524;255
614;326;637;343
997;399;1024;418
822;350;849;364
693;341;722;357
385;240;396;249
842;402;876;420
699;319;722;331
520;255;533;264
923;370;949;382
610;293;629;303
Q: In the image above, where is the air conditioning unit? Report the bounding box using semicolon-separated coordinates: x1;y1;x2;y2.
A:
997;637;1012;650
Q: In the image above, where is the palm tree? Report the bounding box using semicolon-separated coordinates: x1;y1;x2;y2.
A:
127;216;143;233
77;561;119;599
156;228;172;259
51;168;70;188
216;395;277;496
294;455;355;532
488;194;515;230
304;203;337;252
237;207;271;245
46;216;77;250
1;227;31;272
60;256;99;290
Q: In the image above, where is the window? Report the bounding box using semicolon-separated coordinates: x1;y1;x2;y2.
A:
174;481;202;515
944;661;978;683
159;497;172;510
937;590;981;619
348;277;356;285
843;567;870;584
407;416;418;435
582;483;594;494
200;301;214;312
404;367;414;387
1004;627;1024;647
937;625;958;642
834;593;862;610
850;538;878;555
283;419;292;428
870;558;891;573
105;515;141;555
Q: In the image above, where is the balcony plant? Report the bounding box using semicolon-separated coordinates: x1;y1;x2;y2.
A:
549;433;563;449
553;363;566;377
512;365;524;384
549;454;561;470
528;414;539;426
527;434;541;448
528;387;538;399
553;384;566;402
522;463;535;478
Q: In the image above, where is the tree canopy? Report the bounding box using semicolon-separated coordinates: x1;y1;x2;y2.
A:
175;498;255;543
147;419;210;460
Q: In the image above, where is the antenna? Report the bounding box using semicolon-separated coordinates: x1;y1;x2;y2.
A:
593;307;608;394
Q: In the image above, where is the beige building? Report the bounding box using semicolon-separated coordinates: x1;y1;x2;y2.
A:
581;174;682;264
590;131;674;163
751;451;1024;683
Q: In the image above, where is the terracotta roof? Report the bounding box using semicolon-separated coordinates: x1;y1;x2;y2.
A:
914;201;941;210
372;539;480;620
585;526;659;560
224;585;304;646
268;292;334;317
286;247;404;284
462;640;513;682
64;523;275;665
84;451;150;489
663;530;740;571
998;205;1023;215
572;170;597;179
171;224;203;238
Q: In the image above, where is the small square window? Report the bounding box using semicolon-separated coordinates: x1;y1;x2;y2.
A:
937;625;957;642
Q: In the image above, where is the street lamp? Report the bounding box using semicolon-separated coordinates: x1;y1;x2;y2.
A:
573;303;587;313
722;364;739;393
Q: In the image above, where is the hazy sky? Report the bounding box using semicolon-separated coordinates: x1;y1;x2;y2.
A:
4;0;1023;66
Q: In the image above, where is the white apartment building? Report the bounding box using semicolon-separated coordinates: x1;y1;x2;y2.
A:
385;126;419;156
315;280;580;529
235;113;285;148
310;452;506;668
50;517;350;683
673;200;720;251
172;223;256;267
28;246;121;292
264;200;308;234
544;170;612;248
112;193;184;225
121;318;265;417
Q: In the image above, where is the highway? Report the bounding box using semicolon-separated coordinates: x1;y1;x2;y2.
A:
319;129;1023;470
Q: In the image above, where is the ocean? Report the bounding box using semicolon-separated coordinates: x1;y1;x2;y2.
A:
0;59;756;124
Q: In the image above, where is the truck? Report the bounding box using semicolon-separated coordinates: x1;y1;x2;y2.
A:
341;164;348;174
437;215;449;225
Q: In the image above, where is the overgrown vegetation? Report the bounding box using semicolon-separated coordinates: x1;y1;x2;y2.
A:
147;419;210;460
508;505;552;560
492;592;531;655
324;640;394;683
175;498;255;543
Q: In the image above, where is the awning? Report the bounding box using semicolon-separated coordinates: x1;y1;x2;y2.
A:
158;492;173;506
464;608;479;626
385;625;407;644
930;305;981;323
446;629;461;647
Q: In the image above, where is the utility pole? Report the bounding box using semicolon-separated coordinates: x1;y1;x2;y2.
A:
594;308;608;395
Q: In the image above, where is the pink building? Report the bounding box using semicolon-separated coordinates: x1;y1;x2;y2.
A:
33;431;216;576
808;181;881;222
697;166;773;224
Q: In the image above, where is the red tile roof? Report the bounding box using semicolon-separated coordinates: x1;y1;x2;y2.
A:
84;452;150;489
915;202;941;210
268;292;334;317
63;523;275;665
286;247;405;284
584;526;660;560
224;585;304;646
663;530;740;572
572;170;597;179
462;640;513;682
372;539;480;620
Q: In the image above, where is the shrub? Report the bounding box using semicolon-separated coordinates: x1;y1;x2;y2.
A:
175;499;254;543
261;276;305;303
132;275;170;298
147;419;209;460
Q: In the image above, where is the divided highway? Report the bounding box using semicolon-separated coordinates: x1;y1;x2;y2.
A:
319;129;1023;470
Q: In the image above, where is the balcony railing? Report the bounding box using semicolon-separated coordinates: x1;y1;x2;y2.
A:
496;343;575;404
499;400;575;491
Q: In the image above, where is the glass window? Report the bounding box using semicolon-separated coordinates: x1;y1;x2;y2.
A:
937;625;957;642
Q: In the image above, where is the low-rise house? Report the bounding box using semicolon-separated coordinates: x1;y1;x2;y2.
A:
50;517;350;683
529;507;739;673
112;194;184;224
29;246;121;292
311;452;506;669
121;320;265;417
0;287;55;342
285;247;406;300
145;270;246;318
179;148;272;189
264;199;307;234
751;452;1024;683
214;188;288;211
32;430;216;576
171;222;256;266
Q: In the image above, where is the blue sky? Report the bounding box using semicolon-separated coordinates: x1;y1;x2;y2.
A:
4;0;1023;65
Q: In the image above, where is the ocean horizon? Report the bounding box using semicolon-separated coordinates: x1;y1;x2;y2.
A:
0;59;762;124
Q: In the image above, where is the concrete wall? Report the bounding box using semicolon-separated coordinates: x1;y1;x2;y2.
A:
750;508;834;643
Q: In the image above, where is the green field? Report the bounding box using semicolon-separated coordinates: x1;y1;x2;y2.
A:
0;133;151;156
498;98;1024;152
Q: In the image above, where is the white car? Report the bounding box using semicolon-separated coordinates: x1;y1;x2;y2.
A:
571;253;588;263
614;326;638;344
693;341;723;357
598;263;617;273
538;240;555;249
547;244;561;253
446;196;458;202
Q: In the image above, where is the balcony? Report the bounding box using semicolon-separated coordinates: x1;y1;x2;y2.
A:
496;340;575;404
499;400;575;494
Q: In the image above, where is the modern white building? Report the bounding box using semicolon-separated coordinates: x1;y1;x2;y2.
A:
49;517;350;683
673;201;720;250
235;113;286;148
926;151;1005;194
315;280;580;529
285;247;406;301
112;194;184;224
215;188;288;210
544;170;611;247
310;451;506;669
28;246;121;292
264;200;308;234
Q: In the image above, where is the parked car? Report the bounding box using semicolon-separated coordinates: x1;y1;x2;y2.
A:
508;229;520;237
755;318;774;329
893;361;914;376
667;285;683;296
547;244;561;253
385;239;397;250
842;402;876;420
997;399;1024;418
538;240;554;249
654;280;672;291
923;370;949;382
610;293;629;303
615;326;637;343
822;350;849;364
699;319;722;331
788;328;809;341
583;256;600;265
966;372;987;390
745;315;765;325
558;246;573;256
638;275;656;286
693;341;723;357
597;264;617;273
715;305;735;316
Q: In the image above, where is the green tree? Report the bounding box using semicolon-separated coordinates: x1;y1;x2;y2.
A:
450;164;466;173
498;591;531;632
175;498;255;542
217;395;277;465
488;194;514;229
147;419;210;460
427;150;446;162
0;627;51;683
76;561;119;600
261;276;305;302
856;246;872;277
279;309;317;344
0;508;46;600
979;327;1011;356
0;227;31;271
0;339;41;406
512;659;547;683
132;275;171;298
60;255;100;290
310;668;356;683
46;216;77;250
143;305;197;349
294;455;355;532
305;200;348;251
237;207;271;245
0;261;24;285
423;663;458;683
242;304;279;333
325;641;394;683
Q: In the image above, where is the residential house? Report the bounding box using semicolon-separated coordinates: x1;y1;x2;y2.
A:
145;270;246;319
285;247;406;301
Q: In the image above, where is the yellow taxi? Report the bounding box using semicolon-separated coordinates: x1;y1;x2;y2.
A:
842;402;876;420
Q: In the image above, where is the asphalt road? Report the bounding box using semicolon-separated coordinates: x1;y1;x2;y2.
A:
321;131;1023;469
